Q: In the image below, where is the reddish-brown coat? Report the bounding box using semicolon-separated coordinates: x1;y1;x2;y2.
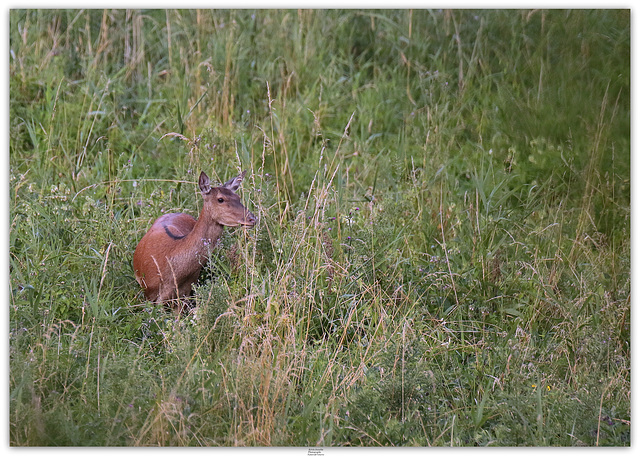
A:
133;171;256;307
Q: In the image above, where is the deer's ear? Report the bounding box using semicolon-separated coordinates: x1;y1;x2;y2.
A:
222;170;247;192
199;171;211;194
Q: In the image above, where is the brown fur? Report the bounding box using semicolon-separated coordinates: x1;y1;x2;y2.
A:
133;171;256;307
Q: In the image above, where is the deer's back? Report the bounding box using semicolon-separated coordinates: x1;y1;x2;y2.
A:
152;213;197;239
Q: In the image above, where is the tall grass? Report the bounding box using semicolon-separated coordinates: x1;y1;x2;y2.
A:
9;9;629;446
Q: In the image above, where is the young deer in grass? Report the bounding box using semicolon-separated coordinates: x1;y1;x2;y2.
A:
133;170;256;308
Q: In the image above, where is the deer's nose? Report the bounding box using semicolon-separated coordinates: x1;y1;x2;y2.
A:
244;212;257;226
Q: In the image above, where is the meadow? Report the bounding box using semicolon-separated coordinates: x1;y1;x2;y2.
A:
9;9;630;446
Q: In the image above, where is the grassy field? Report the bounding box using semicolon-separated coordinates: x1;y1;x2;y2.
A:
9;9;630;446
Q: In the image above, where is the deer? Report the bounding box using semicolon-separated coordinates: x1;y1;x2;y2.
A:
133;170;256;309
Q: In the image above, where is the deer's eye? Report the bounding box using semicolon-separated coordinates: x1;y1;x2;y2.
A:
218;198;224;203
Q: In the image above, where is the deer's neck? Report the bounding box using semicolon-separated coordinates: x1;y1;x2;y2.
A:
185;208;224;262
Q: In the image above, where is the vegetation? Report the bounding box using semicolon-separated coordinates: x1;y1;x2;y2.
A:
9;9;630;446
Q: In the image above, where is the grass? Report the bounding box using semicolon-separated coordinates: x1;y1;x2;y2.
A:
9;9;630;446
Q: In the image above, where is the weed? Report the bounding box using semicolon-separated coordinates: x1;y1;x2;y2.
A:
10;9;629;446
